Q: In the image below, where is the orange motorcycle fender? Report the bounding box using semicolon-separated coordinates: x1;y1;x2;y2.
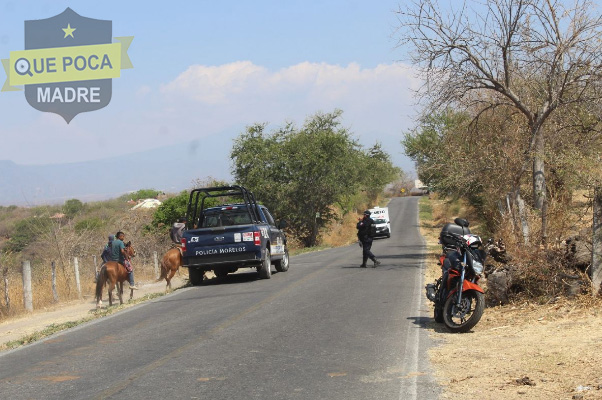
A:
461;280;484;293
448;280;484;297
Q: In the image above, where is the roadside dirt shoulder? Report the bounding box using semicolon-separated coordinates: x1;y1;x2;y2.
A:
419;202;602;399
426;294;602;399
0;276;189;350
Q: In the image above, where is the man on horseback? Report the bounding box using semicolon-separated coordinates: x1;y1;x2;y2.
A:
111;231;138;290
170;217;186;246
100;234;114;264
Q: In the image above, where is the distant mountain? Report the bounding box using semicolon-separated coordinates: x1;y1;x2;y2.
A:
0;132;237;206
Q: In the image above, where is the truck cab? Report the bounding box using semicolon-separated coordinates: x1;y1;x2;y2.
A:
181;186;289;285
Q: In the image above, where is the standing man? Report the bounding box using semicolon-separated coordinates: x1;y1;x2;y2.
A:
111;231;138;290
357;210;381;268
170;217;186;245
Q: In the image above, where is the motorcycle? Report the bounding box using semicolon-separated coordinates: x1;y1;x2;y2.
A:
425;218;486;333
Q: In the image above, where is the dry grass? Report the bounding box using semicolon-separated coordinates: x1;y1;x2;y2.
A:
419;196;602;400
320;211;363;248
1;255;161;319
319;196;393;248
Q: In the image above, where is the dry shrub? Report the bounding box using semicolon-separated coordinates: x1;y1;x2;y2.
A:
469;189;595;302
429;194;477;229
0;207;171;322
316;195;392;249
505;247;590;301
321;211;362;247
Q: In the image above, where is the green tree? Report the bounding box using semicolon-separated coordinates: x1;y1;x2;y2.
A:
4;216;52;253
150;179;230;229
63;199;84;219
361;143;401;203
151;191;189;228
402;110;478;197
119;189;161;202
232;110;398;247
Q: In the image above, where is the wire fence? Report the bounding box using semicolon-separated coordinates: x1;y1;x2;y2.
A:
0;252;162;319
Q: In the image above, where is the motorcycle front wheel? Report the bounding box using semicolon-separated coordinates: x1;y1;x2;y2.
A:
443;290;484;333
434;306;444;323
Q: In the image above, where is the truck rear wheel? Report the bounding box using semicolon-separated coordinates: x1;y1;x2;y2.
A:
215;270;228;278
275;248;289;272
258;249;272;279
188;268;204;286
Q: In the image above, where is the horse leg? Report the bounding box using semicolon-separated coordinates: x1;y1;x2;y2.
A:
108;281;115;307
166;268;177;293
118;281;124;305
96;265;108;309
96;286;103;310
129;287;134;301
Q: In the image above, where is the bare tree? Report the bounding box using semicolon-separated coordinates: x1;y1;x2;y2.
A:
396;0;602;242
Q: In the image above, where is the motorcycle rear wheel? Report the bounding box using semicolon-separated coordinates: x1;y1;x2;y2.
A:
443;290;484;333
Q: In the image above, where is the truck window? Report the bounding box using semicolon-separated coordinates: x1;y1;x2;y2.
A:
262;207;276;226
200;208;253;227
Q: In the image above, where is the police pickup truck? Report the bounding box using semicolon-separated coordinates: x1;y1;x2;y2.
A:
181;186;289;285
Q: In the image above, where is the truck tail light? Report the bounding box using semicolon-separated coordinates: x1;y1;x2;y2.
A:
181;238;187;252
254;231;261;246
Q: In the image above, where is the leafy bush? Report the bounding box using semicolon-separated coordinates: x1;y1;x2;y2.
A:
4;216;52;253
151;191;189;229
74;217;105;232
63;199;85;218
120;189;161;202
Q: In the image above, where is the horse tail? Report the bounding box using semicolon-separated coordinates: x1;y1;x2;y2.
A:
96;265;108;301
157;256;168;282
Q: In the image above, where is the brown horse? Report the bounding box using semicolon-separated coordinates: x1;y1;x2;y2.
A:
157;247;182;292
95;242;136;309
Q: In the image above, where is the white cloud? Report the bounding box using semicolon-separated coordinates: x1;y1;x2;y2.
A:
157;61;422;170
161;61;420;108
162;61;268;104
0;61;422;171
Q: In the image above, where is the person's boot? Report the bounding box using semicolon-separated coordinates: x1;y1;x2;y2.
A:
373;259;381;268
360;263;367;268
129;283;139;290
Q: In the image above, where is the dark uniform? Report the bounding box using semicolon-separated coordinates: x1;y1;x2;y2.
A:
356;210;381;268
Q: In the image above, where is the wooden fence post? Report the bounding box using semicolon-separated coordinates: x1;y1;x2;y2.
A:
153;251;159;279
51;261;59;302
22;260;33;312
2;266;9;312
73;257;82;299
93;255;98;281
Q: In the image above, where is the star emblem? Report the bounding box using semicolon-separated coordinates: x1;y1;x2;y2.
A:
62;23;76;38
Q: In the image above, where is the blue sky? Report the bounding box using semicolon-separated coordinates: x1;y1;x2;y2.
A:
0;1;422;175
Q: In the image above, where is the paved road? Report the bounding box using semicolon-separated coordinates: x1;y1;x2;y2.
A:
0;197;440;400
